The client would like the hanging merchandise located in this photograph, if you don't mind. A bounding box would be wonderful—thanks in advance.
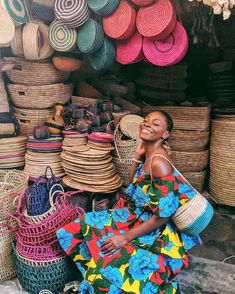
[115,31,143,64]
[54,0,90,28]
[22,21,54,60]
[88,37,116,71]
[45,103,65,135]
[87,0,120,17]
[103,0,136,40]
[143,21,188,66]
[136,0,176,40]
[77,18,104,54]
[10,26,24,57]
[0,0,29,25]
[0,7,15,45]
[32,0,55,23]
[132,0,155,6]
[48,20,78,52]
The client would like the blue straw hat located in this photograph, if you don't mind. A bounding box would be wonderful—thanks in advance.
[1,0,29,24]
[87,0,120,17]
[88,37,115,71]
[77,18,104,54]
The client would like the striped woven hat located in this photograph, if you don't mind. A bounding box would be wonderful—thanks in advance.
[88,37,115,71]
[54,0,90,28]
[48,20,77,52]
[0,0,29,24]
[77,18,104,54]
[87,0,120,17]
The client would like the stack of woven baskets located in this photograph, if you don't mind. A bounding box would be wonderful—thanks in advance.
[143,104,211,192]
[210,114,235,206]
[6,58,73,136]
[0,169,28,283]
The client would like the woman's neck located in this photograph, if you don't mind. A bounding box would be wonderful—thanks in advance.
[144,140,164,158]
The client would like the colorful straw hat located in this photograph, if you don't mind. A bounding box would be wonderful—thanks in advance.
[54,0,90,28]
[132,0,155,6]
[0,8,15,45]
[87,0,120,17]
[0,0,29,24]
[143,21,188,66]
[52,55,82,72]
[48,20,77,52]
[136,0,176,40]
[88,37,115,71]
[115,31,143,64]
[77,18,104,54]
[103,0,136,40]
[32,0,55,23]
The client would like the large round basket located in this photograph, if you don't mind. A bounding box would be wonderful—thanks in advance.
[8,83,73,109]
[169,130,209,152]
[112,155,132,187]
[183,170,207,193]
[210,118,235,206]
[5,58,70,85]
[13,107,53,136]
[171,149,209,172]
[143,104,211,131]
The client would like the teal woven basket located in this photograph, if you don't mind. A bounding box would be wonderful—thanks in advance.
[13,243,80,294]
[88,37,115,71]
[87,0,120,16]
[77,18,104,54]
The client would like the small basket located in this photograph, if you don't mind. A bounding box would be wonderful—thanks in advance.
[113,156,132,187]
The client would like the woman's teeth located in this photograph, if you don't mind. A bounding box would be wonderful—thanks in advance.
[141,129,152,134]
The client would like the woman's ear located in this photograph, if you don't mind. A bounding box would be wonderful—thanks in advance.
[162,131,170,140]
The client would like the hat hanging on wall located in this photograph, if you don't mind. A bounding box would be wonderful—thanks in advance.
[32,0,55,23]
[77,18,104,54]
[54,0,90,28]
[143,21,188,66]
[136,0,176,40]
[0,0,29,25]
[87,0,120,17]
[103,0,136,40]
[48,20,77,52]
[0,8,15,45]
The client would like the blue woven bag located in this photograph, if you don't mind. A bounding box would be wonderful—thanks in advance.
[88,0,120,16]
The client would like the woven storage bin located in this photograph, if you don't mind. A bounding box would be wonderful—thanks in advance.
[183,171,207,193]
[13,108,53,136]
[13,243,78,294]
[169,130,209,152]
[8,83,73,109]
[5,58,70,85]
[171,150,209,172]
[143,104,211,131]
[210,118,235,206]
[113,156,131,187]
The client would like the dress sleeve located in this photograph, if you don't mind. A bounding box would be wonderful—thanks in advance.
[145,174,181,218]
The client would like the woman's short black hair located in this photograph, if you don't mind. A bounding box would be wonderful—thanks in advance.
[158,110,174,132]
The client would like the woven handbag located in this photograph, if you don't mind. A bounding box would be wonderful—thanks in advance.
[150,154,214,236]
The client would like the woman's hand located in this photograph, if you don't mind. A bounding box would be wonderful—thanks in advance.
[100,234,129,255]
[135,139,146,160]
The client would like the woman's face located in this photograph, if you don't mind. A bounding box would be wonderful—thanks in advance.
[139,112,170,142]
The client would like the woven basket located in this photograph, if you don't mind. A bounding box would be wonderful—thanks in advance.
[13,107,53,136]
[171,150,209,172]
[143,105,211,131]
[113,155,131,187]
[10,26,24,57]
[0,242,16,282]
[209,118,235,206]
[8,83,73,109]
[183,171,207,193]
[169,130,209,152]
[5,58,70,85]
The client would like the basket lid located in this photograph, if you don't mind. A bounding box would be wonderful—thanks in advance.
[143,22,188,66]
[103,0,136,40]
[119,114,143,139]
[0,8,15,44]
[136,0,176,40]
[1,0,29,24]
[87,0,120,17]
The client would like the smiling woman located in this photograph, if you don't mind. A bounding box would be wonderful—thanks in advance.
[57,111,202,294]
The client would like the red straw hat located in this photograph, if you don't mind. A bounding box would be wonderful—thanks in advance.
[115,31,143,64]
[132,0,155,7]
[103,0,136,40]
[143,21,188,66]
[136,0,176,40]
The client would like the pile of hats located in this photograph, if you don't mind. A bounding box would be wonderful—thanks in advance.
[208,61,235,108]
[134,62,188,104]
[24,136,64,180]
[0,136,27,169]
[61,132,122,193]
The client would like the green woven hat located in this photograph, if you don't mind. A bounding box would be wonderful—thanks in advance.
[87,0,120,16]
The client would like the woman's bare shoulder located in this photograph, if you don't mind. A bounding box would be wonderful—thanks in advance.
[151,150,173,178]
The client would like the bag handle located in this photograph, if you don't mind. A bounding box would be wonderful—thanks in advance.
[150,154,197,193]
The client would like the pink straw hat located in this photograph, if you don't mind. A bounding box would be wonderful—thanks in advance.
[143,21,188,66]
[115,31,143,64]
[103,0,136,40]
[136,0,176,40]
[132,0,155,7]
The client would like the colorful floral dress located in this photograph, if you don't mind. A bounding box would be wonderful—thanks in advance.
[56,164,202,294]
